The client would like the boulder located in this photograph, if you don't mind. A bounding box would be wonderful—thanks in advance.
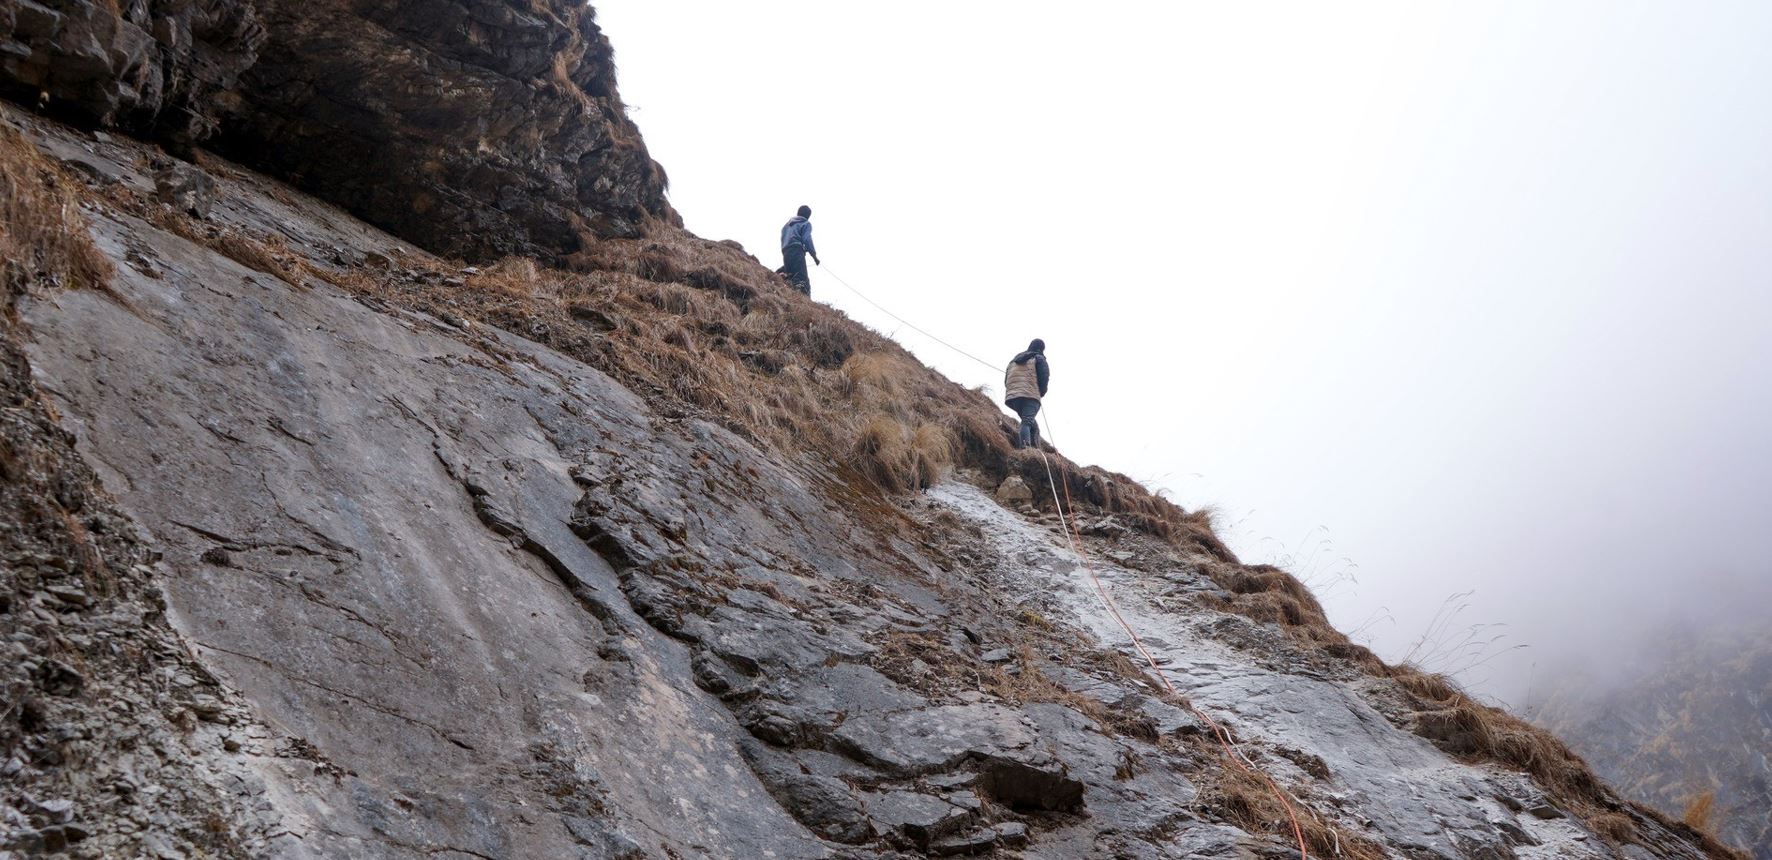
[994,475,1033,507]
[864,791,971,847]
[153,162,216,219]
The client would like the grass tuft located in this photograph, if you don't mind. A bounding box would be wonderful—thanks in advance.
[0,126,114,292]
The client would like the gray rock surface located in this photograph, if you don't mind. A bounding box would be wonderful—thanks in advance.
[924,481,1722,860]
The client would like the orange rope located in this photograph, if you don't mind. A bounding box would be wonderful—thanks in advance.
[1033,429,1311,860]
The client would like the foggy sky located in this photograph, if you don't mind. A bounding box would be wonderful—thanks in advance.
[592,1,1772,703]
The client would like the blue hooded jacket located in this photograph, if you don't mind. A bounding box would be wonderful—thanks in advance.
[781,216,816,255]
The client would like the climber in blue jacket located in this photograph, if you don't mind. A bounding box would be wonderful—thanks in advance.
[779,205,819,296]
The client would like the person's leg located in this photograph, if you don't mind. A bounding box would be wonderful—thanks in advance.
[782,246,809,295]
[1011,398,1039,448]
[1020,400,1042,449]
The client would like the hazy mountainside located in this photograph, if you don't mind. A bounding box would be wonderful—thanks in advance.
[0,1,1747,857]
[1534,625,1772,860]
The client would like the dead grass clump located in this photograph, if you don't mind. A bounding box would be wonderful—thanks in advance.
[839,352,904,399]
[1393,665,1606,803]
[211,231,306,283]
[869,630,981,696]
[984,648,1081,706]
[1237,591,1309,627]
[1683,791,1716,831]
[469,257,550,299]
[580,229,763,306]
[949,406,1017,464]
[0,125,113,291]
[909,423,955,486]
[854,414,913,490]
[1173,520,1238,563]
[1414,703,1496,756]
[1394,669,1459,703]
[775,310,856,369]
[1196,760,1386,860]
[1198,561,1370,660]
[1588,811,1637,846]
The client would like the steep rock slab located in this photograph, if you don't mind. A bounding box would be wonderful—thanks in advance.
[208,0,674,261]
[0,0,263,142]
[22,206,818,856]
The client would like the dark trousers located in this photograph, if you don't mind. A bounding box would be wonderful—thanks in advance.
[1007,397,1041,449]
[782,244,810,295]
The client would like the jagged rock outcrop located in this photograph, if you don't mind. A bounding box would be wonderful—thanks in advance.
[0,0,264,142]
[1,104,1740,859]
[2,0,673,262]
[1535,626,1772,860]
[206,0,675,261]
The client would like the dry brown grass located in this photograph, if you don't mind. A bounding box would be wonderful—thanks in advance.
[1589,811,1637,845]
[868,629,986,697]
[853,415,917,493]
[910,423,956,488]
[852,416,955,494]
[1391,666,1611,808]
[1683,791,1716,831]
[1195,757,1386,860]
[838,352,902,399]
[1195,561,1388,673]
[210,231,306,283]
[0,125,113,292]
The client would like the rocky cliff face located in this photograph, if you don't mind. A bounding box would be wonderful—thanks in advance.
[0,6,1748,858]
[1,0,262,142]
[206,0,674,260]
[1534,626,1772,860]
[2,0,672,261]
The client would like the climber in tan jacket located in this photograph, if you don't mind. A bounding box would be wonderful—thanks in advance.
[1003,339,1049,449]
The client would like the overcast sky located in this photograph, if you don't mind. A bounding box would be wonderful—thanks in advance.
[593,1,1772,703]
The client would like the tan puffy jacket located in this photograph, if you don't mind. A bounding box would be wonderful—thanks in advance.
[1004,358,1042,403]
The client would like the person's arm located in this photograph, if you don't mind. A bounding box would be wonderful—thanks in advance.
[804,223,819,263]
[1036,356,1050,395]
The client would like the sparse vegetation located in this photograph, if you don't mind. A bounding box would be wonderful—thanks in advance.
[0,125,113,292]
[1194,757,1387,860]
[1394,667,1604,797]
